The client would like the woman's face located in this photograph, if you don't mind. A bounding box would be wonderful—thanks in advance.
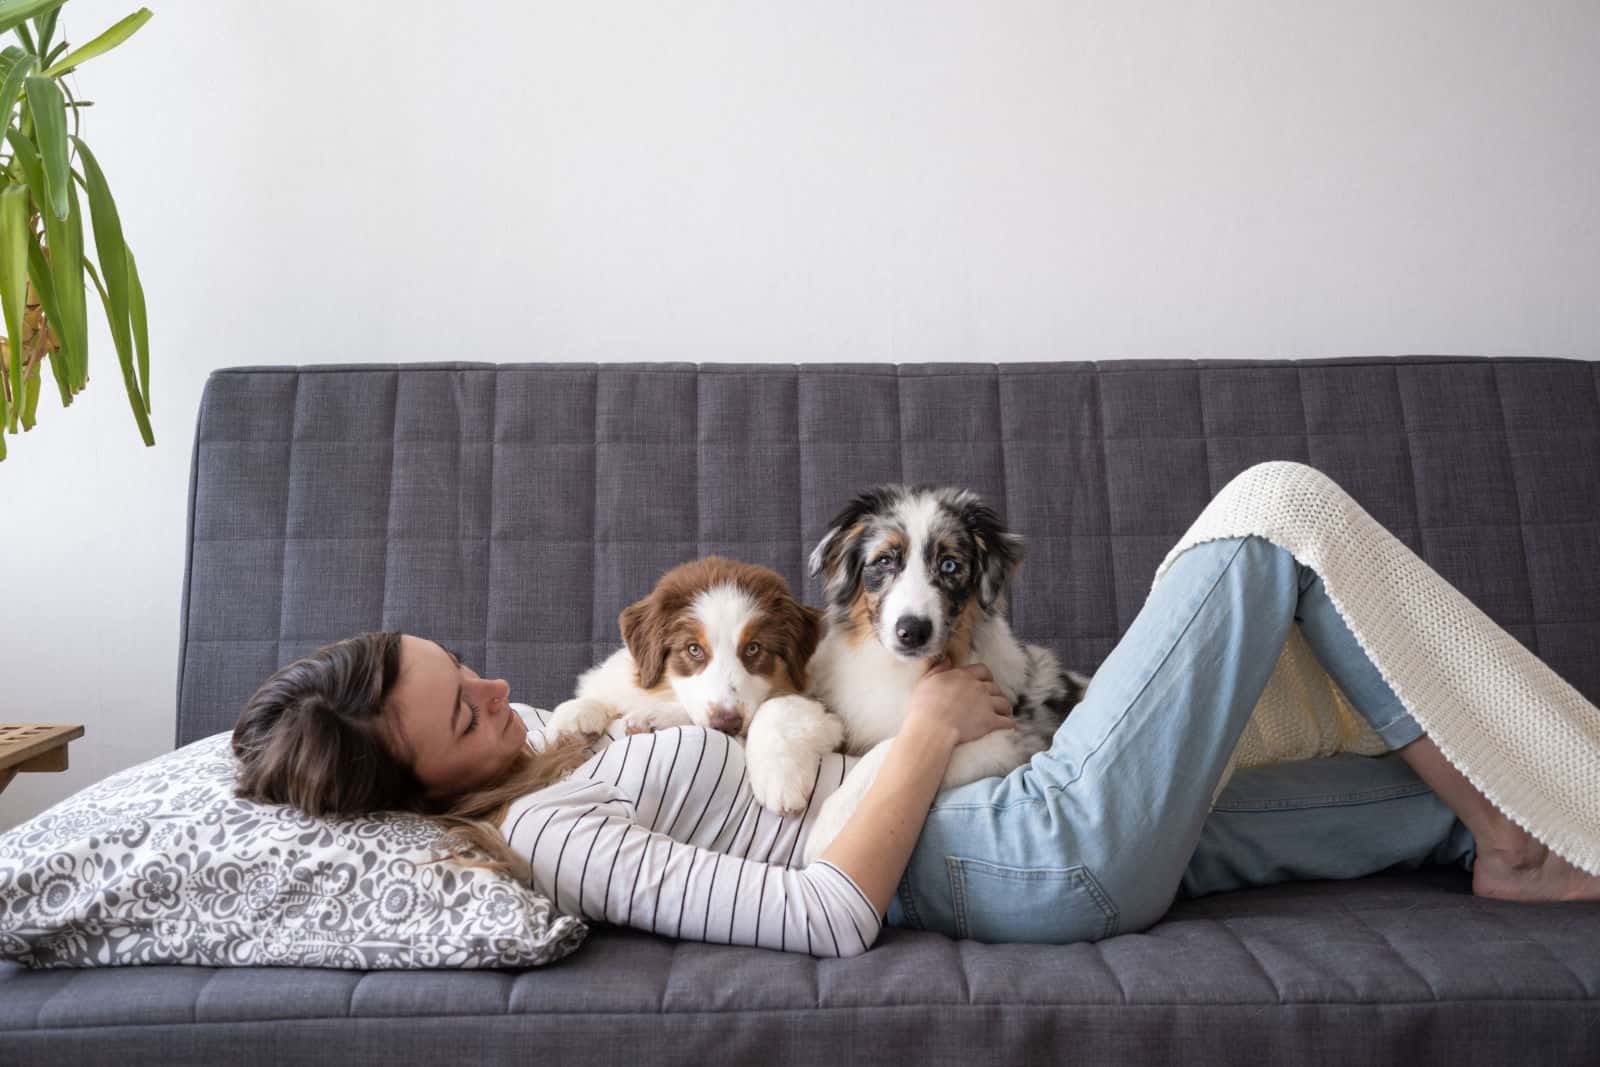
[386,635,529,800]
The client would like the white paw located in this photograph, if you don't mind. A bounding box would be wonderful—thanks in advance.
[801,789,853,866]
[548,697,614,739]
[743,694,840,816]
[622,702,691,735]
[748,750,818,817]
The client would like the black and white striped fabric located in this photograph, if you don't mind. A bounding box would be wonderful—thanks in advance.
[505,705,879,957]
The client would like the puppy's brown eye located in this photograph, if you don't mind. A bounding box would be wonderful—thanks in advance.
[686,643,705,660]
[744,641,761,657]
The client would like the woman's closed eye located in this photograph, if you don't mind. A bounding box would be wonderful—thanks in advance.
[444,646,481,736]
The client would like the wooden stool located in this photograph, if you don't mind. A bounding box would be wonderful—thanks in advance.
[0,724,85,795]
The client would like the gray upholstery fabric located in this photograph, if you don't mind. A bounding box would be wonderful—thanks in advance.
[173,357,1600,744]
[4,356,1597,1065]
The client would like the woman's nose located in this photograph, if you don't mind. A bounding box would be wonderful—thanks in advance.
[475,675,511,707]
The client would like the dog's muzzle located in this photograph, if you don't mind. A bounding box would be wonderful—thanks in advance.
[893,614,934,653]
[707,704,744,735]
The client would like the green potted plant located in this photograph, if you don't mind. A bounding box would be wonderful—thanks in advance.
[0,0,152,461]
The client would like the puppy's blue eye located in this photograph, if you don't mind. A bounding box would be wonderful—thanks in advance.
[875,554,897,568]
[939,558,959,575]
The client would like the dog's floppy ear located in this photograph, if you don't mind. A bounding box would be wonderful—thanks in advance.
[809,487,895,606]
[777,601,825,692]
[960,495,1026,611]
[620,594,672,689]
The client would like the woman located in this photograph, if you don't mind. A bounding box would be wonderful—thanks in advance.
[233,519,1599,957]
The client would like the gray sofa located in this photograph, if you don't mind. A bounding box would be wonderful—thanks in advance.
[3,356,1598,1064]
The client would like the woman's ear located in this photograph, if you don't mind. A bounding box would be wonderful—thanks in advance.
[961,497,1026,610]
[619,595,670,689]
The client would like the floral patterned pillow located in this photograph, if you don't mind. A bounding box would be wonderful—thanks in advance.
[0,723,587,969]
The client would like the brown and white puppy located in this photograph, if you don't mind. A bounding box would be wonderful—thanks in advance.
[798,485,1090,862]
[547,556,844,813]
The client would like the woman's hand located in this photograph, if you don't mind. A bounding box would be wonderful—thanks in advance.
[811,658,1015,920]
[904,659,1015,745]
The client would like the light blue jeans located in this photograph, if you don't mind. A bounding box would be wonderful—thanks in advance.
[887,535,1477,943]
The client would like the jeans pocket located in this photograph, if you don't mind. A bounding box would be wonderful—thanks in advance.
[946,857,1119,943]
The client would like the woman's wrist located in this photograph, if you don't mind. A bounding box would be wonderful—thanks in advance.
[898,706,962,755]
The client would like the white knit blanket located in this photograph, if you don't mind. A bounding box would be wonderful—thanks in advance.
[1154,462,1600,876]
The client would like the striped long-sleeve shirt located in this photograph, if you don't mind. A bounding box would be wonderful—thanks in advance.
[500,704,880,958]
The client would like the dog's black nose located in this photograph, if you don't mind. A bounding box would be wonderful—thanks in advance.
[894,615,932,650]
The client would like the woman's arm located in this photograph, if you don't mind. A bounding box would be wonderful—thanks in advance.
[504,667,1010,957]
[503,772,883,957]
[816,663,1014,916]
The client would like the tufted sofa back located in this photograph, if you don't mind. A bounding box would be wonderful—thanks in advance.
[177,357,1600,745]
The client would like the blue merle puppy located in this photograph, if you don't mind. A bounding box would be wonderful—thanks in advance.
[800,484,1090,862]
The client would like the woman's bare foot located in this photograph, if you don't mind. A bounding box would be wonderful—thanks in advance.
[1395,735,1600,902]
[1471,828,1600,903]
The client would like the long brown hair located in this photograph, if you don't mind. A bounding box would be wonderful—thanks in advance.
[231,631,591,884]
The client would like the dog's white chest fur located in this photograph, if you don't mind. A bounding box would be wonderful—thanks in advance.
[808,630,928,753]
[809,614,1030,753]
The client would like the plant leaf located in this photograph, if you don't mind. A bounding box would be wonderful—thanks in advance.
[82,249,151,445]
[20,349,38,427]
[41,8,153,78]
[32,3,56,57]
[27,224,69,406]
[75,137,151,444]
[24,74,66,218]
[42,341,65,403]
[0,1,61,42]
[8,124,80,386]
[0,43,22,84]
[0,48,35,129]
[127,244,147,412]
[4,120,40,193]
[60,165,84,387]
[0,182,28,433]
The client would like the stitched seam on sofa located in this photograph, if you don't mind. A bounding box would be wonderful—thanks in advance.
[183,518,1600,541]
[589,370,602,655]
[1214,918,1287,1003]
[1089,938,1130,1004]
[209,356,1592,379]
[190,970,227,1024]
[1469,899,1593,997]
[482,369,500,666]
[895,363,906,486]
[1336,898,1439,1000]
[1194,364,1215,516]
[993,367,1010,549]
[187,428,1598,445]
[16,995,1600,1031]
[1392,365,1426,555]
[1093,369,1121,628]
[378,369,398,639]
[1296,364,1312,467]
[693,368,702,562]
[175,376,209,746]
[272,371,303,673]
[1491,363,1542,655]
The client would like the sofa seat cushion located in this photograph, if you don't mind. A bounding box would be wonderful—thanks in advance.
[4,871,1596,1065]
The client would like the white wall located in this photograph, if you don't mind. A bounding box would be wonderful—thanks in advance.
[2,0,1597,827]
